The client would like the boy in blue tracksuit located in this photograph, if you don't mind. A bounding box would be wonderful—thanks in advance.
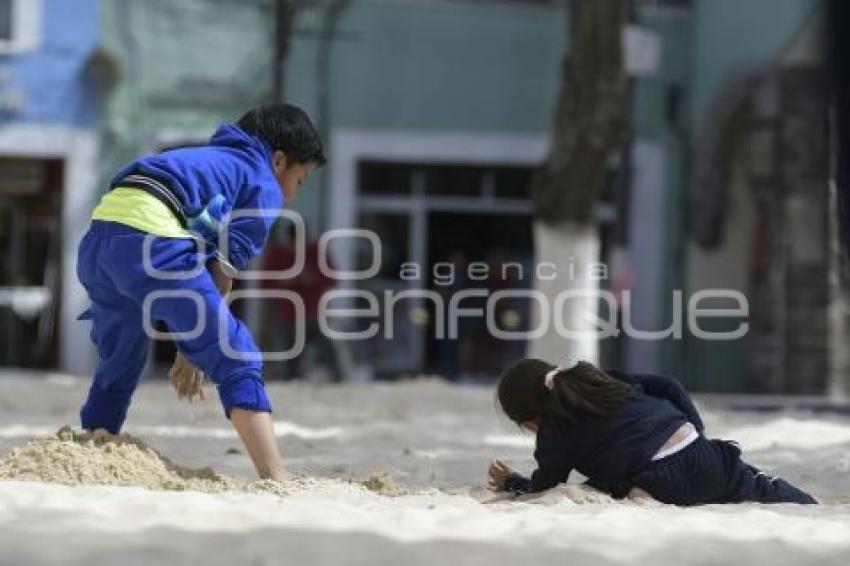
[76,104,324,479]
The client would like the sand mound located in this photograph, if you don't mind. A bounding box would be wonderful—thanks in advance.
[0,427,620,505]
[520,483,620,505]
[471,483,623,505]
[0,426,243,492]
[0,426,414,498]
[360,472,410,496]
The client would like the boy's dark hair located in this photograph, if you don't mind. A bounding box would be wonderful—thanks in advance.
[237,104,326,167]
[497,359,630,428]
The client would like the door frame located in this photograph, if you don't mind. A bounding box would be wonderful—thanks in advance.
[329,130,547,373]
[0,123,98,374]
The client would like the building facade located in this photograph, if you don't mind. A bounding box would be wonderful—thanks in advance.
[2,0,833,394]
[0,0,99,374]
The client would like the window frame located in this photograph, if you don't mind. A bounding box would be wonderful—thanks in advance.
[0,0,42,55]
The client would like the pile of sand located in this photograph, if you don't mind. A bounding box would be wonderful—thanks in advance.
[521,483,620,505]
[360,471,411,496]
[0,426,243,493]
[0,427,621,505]
[470,483,619,505]
[0,426,414,498]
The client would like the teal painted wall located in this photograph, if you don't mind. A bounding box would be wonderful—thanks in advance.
[634,0,819,390]
[97,0,275,199]
[93,0,820,389]
[683,0,819,391]
[285,0,566,133]
[97,0,567,226]
[691,0,817,128]
[283,0,566,227]
[100,0,274,132]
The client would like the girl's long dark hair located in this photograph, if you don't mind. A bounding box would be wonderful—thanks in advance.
[497,359,630,427]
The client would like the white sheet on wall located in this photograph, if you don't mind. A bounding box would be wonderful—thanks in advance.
[623,25,662,77]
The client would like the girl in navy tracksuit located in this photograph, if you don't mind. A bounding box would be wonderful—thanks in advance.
[488,359,817,505]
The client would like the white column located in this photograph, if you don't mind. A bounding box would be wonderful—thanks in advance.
[625,140,667,372]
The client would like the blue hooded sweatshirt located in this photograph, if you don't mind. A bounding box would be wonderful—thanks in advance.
[110,124,284,271]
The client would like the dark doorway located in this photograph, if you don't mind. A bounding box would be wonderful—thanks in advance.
[426,211,533,380]
[0,158,63,368]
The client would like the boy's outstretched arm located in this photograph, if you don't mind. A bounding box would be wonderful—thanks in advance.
[209,258,286,480]
[208,258,286,479]
[231,408,284,480]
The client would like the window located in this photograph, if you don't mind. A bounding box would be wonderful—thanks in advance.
[492,166,533,199]
[356,212,410,277]
[422,164,484,197]
[358,162,412,196]
[0,0,12,42]
[358,160,535,200]
[0,158,45,196]
[637,0,692,10]
[0,0,41,54]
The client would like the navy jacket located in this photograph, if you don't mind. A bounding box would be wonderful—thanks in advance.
[504,370,705,498]
[111,124,283,271]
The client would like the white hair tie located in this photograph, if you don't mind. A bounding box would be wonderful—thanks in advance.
[543,368,560,390]
[543,358,580,390]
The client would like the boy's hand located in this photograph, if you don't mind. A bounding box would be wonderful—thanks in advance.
[488,459,513,492]
[209,258,234,296]
[168,260,230,402]
[169,352,205,401]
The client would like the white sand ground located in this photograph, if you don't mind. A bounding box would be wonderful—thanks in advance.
[1,372,850,565]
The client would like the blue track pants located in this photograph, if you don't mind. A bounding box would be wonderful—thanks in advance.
[76,220,270,433]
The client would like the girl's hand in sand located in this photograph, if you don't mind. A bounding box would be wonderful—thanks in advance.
[488,459,513,491]
[169,352,205,402]
[626,487,657,503]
